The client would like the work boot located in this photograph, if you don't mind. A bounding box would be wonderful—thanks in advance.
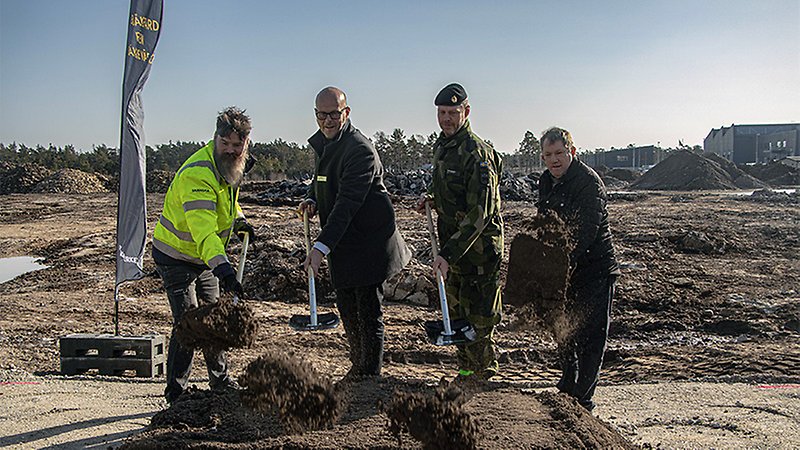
[211,377,239,392]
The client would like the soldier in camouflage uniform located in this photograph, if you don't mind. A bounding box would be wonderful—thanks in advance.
[416,83,504,379]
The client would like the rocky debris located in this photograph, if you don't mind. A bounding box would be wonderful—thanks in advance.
[0,162,53,194]
[630,150,743,190]
[383,261,436,306]
[666,230,729,255]
[742,160,800,186]
[30,168,110,194]
[240,179,311,206]
[385,170,432,197]
[175,299,259,352]
[500,172,539,201]
[239,351,342,432]
[383,384,479,450]
[240,171,541,205]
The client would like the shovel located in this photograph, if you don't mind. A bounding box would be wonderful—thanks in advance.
[423,202,476,346]
[289,210,340,331]
[233,231,249,304]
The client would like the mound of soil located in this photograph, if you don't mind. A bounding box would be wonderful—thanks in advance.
[703,153,768,189]
[0,162,53,194]
[239,351,342,432]
[175,300,259,351]
[245,239,335,303]
[742,160,800,186]
[605,167,640,183]
[31,168,110,194]
[504,211,575,342]
[383,384,479,449]
[147,170,175,193]
[630,150,739,190]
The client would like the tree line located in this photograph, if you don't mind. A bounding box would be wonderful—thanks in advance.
[0,129,545,179]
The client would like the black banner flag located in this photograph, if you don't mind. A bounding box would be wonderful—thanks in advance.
[115,0,163,295]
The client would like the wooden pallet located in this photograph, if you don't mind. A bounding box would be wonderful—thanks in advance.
[59,333,166,377]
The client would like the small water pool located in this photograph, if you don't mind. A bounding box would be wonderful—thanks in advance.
[0,256,48,284]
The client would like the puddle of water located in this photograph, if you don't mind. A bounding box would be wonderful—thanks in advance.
[0,256,48,284]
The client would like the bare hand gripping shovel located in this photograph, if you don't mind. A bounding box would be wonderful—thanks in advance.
[289,210,340,331]
[423,202,476,346]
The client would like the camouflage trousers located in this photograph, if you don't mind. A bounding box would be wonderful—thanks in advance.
[445,270,502,376]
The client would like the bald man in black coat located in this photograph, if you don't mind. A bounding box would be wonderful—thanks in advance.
[300,86,411,379]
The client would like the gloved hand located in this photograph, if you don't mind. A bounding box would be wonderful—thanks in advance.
[212,262,244,298]
[233,218,256,243]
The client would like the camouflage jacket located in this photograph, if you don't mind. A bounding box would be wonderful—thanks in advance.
[430,121,504,275]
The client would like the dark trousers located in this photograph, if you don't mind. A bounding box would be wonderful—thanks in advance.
[336,283,385,376]
[557,275,616,410]
[156,263,230,402]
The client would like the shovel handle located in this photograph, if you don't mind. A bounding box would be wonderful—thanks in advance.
[232,231,249,305]
[425,202,454,336]
[424,202,439,259]
[303,210,319,326]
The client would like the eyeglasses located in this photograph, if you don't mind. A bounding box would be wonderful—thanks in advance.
[315,108,346,120]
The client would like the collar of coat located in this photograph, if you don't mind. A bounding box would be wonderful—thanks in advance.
[436,120,472,149]
[308,119,353,154]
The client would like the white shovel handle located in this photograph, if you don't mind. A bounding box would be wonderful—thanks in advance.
[426,203,454,336]
[304,210,319,326]
[233,231,249,305]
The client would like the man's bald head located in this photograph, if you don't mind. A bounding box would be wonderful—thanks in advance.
[314,86,351,140]
[315,86,347,108]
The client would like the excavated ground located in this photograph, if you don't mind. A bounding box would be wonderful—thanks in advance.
[0,191,799,449]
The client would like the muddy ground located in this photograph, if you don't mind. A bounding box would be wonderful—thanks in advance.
[0,191,799,449]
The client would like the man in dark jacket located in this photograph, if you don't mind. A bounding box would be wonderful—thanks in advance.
[299,86,411,379]
[537,126,619,411]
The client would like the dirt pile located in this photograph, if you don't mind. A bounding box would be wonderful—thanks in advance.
[240,179,311,206]
[0,162,53,194]
[175,299,259,351]
[630,150,744,190]
[504,211,575,341]
[704,153,768,189]
[30,168,111,194]
[239,351,342,432]
[742,160,800,186]
[383,384,479,449]
[245,239,335,303]
[147,170,175,193]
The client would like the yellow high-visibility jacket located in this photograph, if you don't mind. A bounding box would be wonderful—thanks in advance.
[152,141,242,270]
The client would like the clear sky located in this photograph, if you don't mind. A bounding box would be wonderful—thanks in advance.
[1,0,798,154]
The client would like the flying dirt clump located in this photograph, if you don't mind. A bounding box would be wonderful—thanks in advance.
[504,210,576,343]
[383,384,479,450]
[175,299,259,352]
[238,351,343,433]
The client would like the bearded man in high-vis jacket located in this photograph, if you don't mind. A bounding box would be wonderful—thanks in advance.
[152,106,256,404]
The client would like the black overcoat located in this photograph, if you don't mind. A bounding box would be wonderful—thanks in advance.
[308,120,411,289]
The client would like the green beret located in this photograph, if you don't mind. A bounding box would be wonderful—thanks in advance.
[434,83,467,106]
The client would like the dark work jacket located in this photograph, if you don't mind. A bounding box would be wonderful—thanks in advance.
[537,159,619,287]
[307,120,411,289]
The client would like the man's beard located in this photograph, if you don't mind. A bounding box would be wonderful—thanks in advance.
[216,150,248,186]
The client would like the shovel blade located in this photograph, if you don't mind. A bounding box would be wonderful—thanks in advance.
[289,312,340,332]
[424,318,476,346]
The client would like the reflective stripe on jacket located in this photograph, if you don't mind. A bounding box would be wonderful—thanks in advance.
[152,141,242,269]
